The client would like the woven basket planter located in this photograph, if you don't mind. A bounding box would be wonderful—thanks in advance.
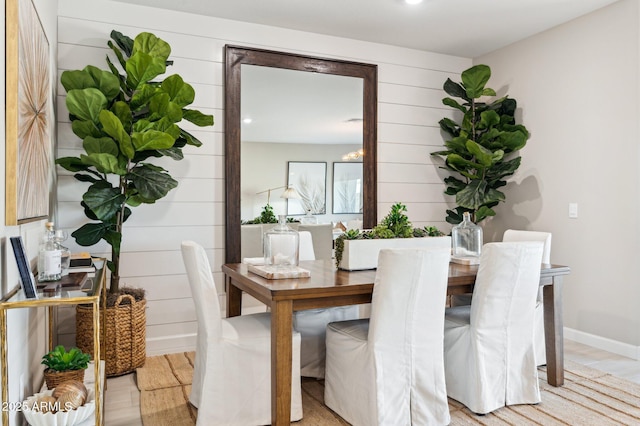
[76,294,146,377]
[43,368,86,389]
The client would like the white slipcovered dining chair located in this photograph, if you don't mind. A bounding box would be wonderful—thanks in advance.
[443,241,544,415]
[294,231,359,378]
[450,229,552,366]
[324,247,452,426]
[181,241,303,425]
[503,229,551,366]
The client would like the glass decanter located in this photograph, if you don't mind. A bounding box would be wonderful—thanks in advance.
[452,212,482,259]
[264,215,300,270]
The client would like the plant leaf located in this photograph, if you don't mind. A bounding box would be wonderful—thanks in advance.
[80,153,127,175]
[475,205,496,222]
[83,136,119,156]
[56,156,88,172]
[456,179,505,210]
[132,130,175,151]
[66,88,108,124]
[110,30,133,57]
[99,110,134,159]
[132,32,171,62]
[83,184,124,221]
[478,110,500,130]
[438,117,459,137]
[111,101,132,132]
[446,153,484,175]
[465,140,494,167]
[152,118,181,139]
[107,40,128,70]
[461,64,491,99]
[178,128,202,147]
[104,229,122,257]
[182,109,214,126]
[72,222,110,246]
[148,92,183,123]
[158,146,184,160]
[126,51,166,89]
[161,74,195,107]
[71,120,103,139]
[498,130,528,152]
[443,78,468,101]
[61,66,120,100]
[129,164,178,201]
[442,97,467,113]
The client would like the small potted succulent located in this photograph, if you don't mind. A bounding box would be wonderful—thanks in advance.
[41,345,91,389]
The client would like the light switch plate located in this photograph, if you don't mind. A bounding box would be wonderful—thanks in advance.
[569,203,578,219]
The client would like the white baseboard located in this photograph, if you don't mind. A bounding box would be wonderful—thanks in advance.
[564,327,640,360]
[144,306,269,357]
[146,334,196,356]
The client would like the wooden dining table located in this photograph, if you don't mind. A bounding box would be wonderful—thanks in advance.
[223,259,571,426]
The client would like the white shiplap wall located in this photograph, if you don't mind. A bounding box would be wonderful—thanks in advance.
[56,0,471,354]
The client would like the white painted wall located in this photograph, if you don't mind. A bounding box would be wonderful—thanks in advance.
[0,0,58,422]
[55,0,469,355]
[477,0,640,352]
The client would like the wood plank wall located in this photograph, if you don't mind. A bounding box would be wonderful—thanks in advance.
[55,0,471,355]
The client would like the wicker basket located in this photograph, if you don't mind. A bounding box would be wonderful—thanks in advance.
[76,294,146,377]
[43,368,86,389]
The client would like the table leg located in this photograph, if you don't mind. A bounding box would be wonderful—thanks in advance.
[226,276,242,317]
[543,276,564,386]
[93,299,102,425]
[271,300,293,426]
[1,308,8,426]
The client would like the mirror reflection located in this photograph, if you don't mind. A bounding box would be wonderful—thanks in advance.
[241,65,364,222]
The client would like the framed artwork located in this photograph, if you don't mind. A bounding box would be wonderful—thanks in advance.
[333,162,363,214]
[287,162,327,215]
[5,0,53,225]
[10,237,38,299]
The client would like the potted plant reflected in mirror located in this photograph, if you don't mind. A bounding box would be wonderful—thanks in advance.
[335,203,450,270]
[41,345,90,390]
[55,30,214,376]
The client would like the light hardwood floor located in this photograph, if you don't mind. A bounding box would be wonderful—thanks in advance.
[103,339,640,425]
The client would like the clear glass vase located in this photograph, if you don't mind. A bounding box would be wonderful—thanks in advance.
[452,211,483,259]
[264,215,300,270]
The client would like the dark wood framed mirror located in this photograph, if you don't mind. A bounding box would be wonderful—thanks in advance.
[225,45,377,263]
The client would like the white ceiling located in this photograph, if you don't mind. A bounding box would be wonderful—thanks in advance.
[114,0,619,57]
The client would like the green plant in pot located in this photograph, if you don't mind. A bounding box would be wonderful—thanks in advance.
[431,64,530,225]
[334,203,444,267]
[56,30,213,375]
[41,345,91,389]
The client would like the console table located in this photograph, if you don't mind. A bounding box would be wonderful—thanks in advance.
[0,263,106,426]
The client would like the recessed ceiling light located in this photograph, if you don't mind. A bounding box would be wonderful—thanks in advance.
[405,0,423,4]
[243,117,252,124]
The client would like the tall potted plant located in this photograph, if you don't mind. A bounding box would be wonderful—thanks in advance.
[56,30,213,375]
[431,64,529,224]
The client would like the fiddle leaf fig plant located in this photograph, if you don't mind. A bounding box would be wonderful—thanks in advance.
[431,64,529,224]
[56,30,214,295]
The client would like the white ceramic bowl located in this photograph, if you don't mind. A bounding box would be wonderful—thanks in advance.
[22,388,95,426]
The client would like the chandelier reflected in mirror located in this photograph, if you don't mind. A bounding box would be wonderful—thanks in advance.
[342,148,364,161]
